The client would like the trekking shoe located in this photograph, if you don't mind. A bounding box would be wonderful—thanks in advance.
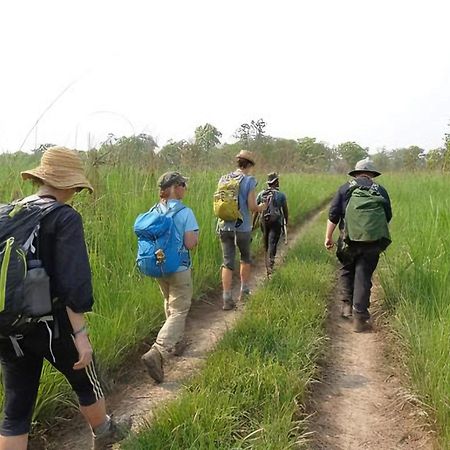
[341,303,353,319]
[92,417,131,450]
[353,317,372,333]
[222,298,236,311]
[141,347,164,383]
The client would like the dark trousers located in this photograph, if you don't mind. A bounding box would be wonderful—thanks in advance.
[337,242,381,320]
[261,221,282,273]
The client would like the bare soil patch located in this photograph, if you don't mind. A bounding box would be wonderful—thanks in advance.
[307,285,436,450]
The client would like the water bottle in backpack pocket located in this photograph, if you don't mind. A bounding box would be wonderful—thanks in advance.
[22,259,53,317]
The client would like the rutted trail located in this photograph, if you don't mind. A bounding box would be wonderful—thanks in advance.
[33,209,324,450]
[308,286,435,450]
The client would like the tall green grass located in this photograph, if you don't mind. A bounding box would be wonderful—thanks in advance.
[0,155,340,423]
[122,214,335,450]
[378,173,450,446]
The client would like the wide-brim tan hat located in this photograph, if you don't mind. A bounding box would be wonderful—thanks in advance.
[21,146,94,193]
[235,149,255,165]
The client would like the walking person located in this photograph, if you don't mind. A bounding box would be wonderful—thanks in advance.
[214,150,267,311]
[256,172,289,277]
[140,172,199,383]
[324,159,392,332]
[0,147,129,450]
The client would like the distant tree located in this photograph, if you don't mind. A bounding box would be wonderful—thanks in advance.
[337,141,368,169]
[371,149,392,172]
[194,123,222,153]
[297,137,334,172]
[426,148,445,171]
[391,146,425,171]
[158,139,192,167]
[234,118,267,148]
[443,126,450,172]
[96,133,158,167]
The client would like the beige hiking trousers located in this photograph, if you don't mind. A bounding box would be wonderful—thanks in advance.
[153,269,193,358]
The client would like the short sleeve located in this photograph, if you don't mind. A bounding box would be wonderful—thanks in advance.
[183,208,199,232]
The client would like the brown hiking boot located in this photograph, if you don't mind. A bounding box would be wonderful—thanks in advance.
[222,298,236,310]
[353,317,372,333]
[92,417,131,450]
[141,347,164,382]
[341,303,353,319]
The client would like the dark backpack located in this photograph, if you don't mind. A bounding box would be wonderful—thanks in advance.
[262,189,283,224]
[0,196,62,340]
[134,203,188,277]
[344,181,391,250]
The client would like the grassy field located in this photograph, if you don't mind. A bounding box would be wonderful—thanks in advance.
[377,173,450,446]
[122,213,335,449]
[0,153,340,423]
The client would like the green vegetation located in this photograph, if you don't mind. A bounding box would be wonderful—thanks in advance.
[123,214,334,449]
[0,153,339,423]
[378,173,450,446]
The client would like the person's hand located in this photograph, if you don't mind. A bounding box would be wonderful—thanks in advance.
[73,333,93,370]
[259,198,269,212]
[324,237,334,250]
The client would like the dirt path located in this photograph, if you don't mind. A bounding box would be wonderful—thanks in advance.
[308,285,436,450]
[32,211,320,450]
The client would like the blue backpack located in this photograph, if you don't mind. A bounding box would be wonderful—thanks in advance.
[134,203,188,277]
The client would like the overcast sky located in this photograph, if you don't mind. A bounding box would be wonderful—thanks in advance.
[1,0,449,153]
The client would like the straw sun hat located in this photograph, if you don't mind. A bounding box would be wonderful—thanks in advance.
[235,149,256,165]
[21,146,94,193]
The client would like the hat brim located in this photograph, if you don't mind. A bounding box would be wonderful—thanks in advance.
[267,178,279,184]
[21,169,94,193]
[235,156,255,165]
[348,169,381,178]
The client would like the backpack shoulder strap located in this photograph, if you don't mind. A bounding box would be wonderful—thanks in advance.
[166,203,186,218]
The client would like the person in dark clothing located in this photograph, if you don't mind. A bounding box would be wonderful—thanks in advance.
[0,147,129,450]
[324,159,392,332]
[256,173,289,277]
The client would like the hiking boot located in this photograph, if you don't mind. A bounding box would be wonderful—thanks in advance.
[341,303,353,319]
[92,417,131,450]
[353,317,372,333]
[222,298,236,311]
[141,347,164,383]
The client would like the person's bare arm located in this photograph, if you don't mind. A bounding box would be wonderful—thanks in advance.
[324,219,337,249]
[66,307,93,370]
[248,190,267,213]
[184,231,198,250]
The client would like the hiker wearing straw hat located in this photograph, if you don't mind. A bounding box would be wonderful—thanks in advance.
[214,150,268,311]
[0,147,129,450]
[256,172,289,277]
[324,158,392,333]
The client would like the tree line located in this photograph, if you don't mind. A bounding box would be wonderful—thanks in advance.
[7,119,450,174]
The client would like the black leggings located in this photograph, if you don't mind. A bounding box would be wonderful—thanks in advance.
[0,321,104,436]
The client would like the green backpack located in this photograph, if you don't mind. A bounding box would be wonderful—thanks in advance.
[344,181,391,250]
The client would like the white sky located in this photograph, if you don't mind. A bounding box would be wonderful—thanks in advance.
[1,0,449,153]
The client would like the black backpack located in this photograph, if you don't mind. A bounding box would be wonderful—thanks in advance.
[262,189,283,224]
[0,196,62,340]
